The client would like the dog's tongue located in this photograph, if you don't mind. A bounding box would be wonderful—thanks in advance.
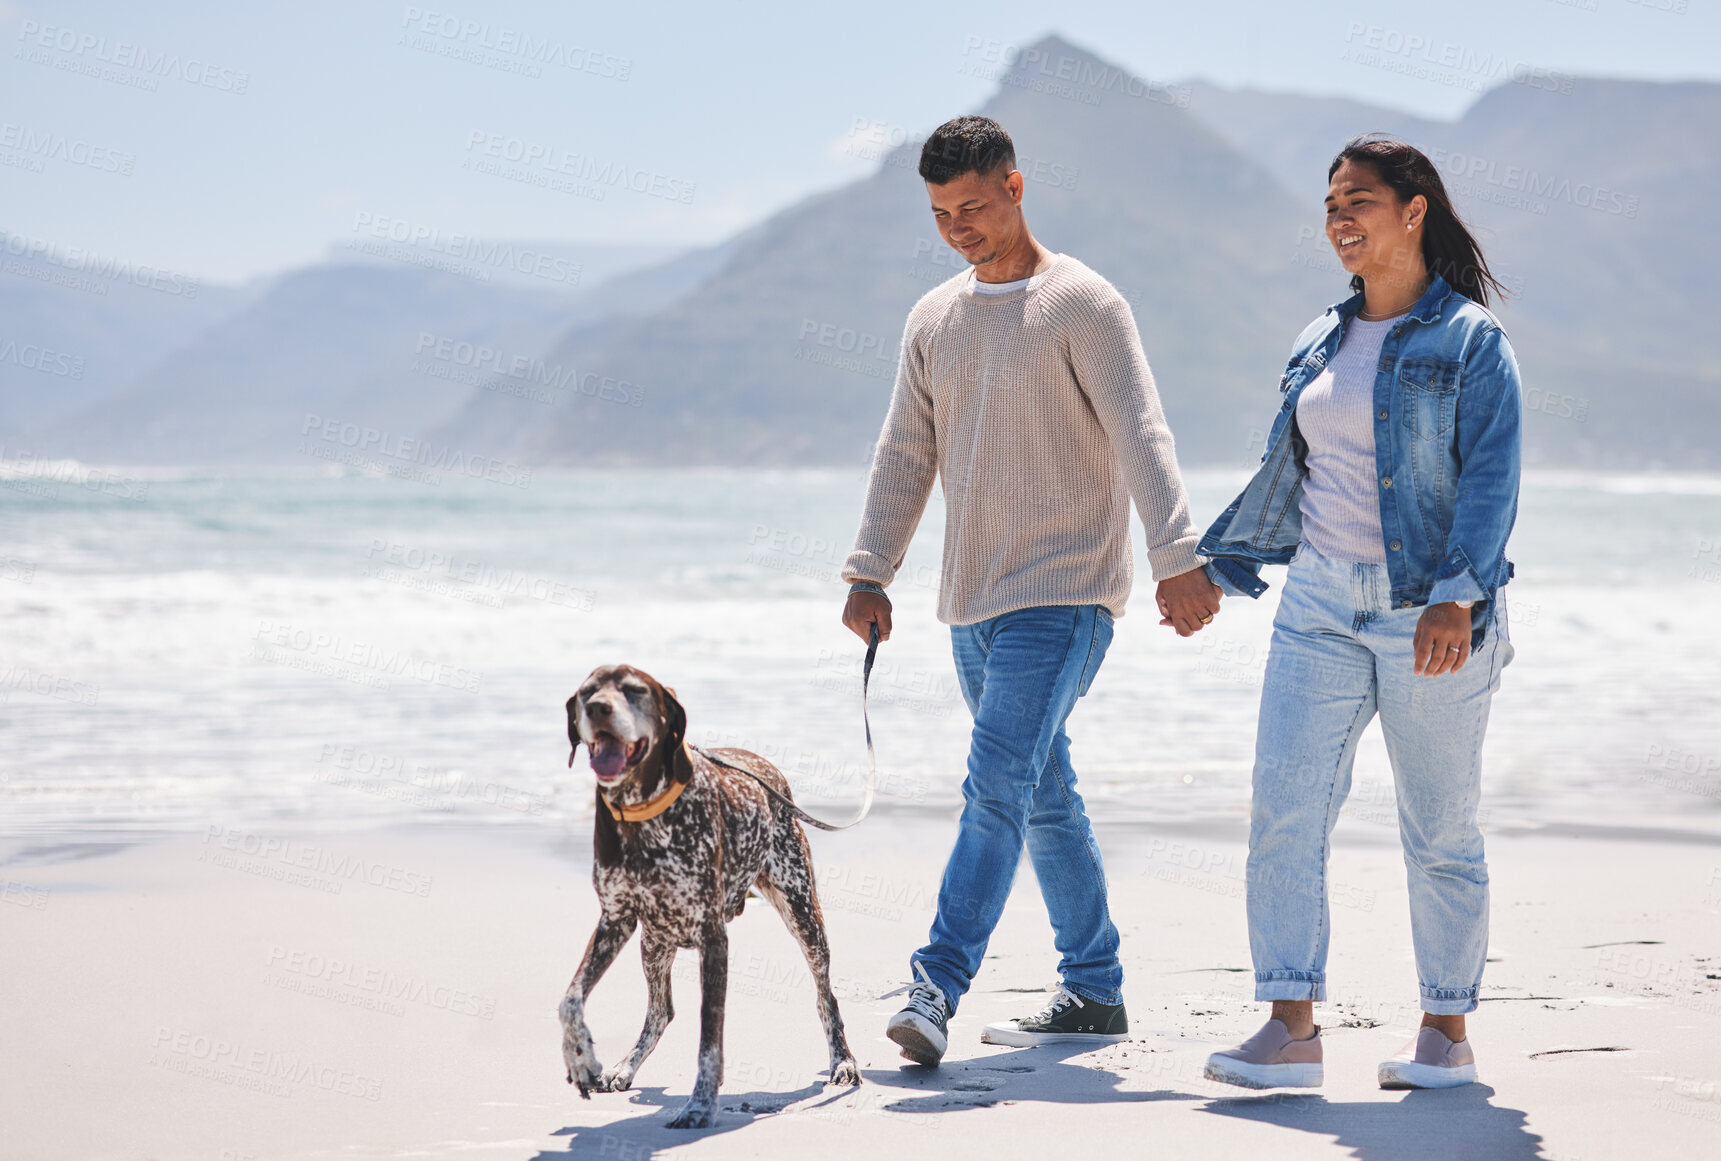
[589,735,627,778]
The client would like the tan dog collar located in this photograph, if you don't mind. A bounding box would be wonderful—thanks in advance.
[601,774,688,823]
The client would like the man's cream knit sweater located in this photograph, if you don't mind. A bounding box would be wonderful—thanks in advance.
[842,253,1204,625]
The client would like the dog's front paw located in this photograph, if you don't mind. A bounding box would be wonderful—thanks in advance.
[558,998,605,1096]
[664,1095,716,1129]
[828,1057,861,1086]
[561,1031,603,1097]
[597,1064,635,1093]
[566,1055,604,1098]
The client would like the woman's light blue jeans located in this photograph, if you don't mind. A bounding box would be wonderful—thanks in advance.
[912,603,1122,1013]
[1248,543,1513,1015]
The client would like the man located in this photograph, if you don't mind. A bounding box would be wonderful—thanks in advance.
[840,115,1221,1067]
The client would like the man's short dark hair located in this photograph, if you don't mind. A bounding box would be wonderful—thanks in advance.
[918,116,1016,184]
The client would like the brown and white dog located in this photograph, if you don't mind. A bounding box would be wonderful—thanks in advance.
[558,664,860,1129]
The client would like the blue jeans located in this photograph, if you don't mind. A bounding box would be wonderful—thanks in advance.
[913,603,1122,1012]
[1248,543,1513,1015]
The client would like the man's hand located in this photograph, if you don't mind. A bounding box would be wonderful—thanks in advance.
[1156,567,1222,637]
[1413,602,1472,676]
[842,590,893,644]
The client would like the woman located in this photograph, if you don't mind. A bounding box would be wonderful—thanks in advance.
[1196,136,1521,1090]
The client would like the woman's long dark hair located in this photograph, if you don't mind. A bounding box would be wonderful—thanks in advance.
[1329,135,1507,308]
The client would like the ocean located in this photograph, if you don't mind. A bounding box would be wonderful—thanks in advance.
[3,462,1719,840]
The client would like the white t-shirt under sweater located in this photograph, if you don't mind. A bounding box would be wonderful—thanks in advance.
[1295,315,1395,564]
[969,270,1048,295]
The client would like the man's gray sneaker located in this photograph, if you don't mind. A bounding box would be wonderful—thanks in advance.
[980,985,1128,1047]
[1378,1026,1477,1089]
[885,963,950,1066]
[1204,1018,1324,1088]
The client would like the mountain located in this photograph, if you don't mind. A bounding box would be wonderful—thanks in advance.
[0,252,265,444]
[325,238,688,294]
[1184,82,1443,203]
[1185,77,1721,468]
[446,35,1335,468]
[41,243,712,464]
[49,263,577,463]
[23,38,1721,470]
[423,240,738,452]
[455,40,1721,471]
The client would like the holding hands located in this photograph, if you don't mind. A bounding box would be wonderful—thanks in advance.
[1157,567,1223,637]
[1154,565,1473,678]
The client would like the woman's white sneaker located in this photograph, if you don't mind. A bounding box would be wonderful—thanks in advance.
[1204,1019,1324,1089]
[1378,1026,1477,1089]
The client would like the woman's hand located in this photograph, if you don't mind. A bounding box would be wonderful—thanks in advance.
[1413,602,1472,676]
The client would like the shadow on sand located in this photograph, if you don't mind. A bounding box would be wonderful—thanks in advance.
[1200,1084,1545,1160]
[537,1049,1543,1159]
[535,1044,1205,1157]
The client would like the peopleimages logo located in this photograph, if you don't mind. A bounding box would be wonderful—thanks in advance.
[264,945,497,1019]
[1340,23,1574,95]
[1427,148,1640,218]
[253,619,485,694]
[348,212,583,286]
[0,122,136,175]
[298,413,532,489]
[151,1027,381,1101]
[463,131,697,204]
[0,229,199,297]
[0,664,99,706]
[201,825,436,897]
[959,36,1191,108]
[362,537,598,612]
[0,339,85,379]
[398,7,632,80]
[0,447,149,500]
[16,19,251,94]
[412,334,645,406]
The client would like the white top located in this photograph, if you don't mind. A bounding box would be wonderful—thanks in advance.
[970,269,1050,295]
[1295,315,1395,564]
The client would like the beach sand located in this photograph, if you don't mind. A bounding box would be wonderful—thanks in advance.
[4,811,1718,1161]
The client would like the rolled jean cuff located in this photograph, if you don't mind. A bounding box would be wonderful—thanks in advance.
[1420,985,1480,1015]
[1254,971,1325,1002]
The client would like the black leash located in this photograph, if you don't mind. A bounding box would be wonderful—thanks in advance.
[693,621,879,832]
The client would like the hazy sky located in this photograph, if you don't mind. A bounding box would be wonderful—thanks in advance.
[4,0,1715,284]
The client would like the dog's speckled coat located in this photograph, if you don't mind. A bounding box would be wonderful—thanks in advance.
[558,664,860,1129]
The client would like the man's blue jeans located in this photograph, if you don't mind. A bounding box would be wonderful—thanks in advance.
[913,603,1123,1012]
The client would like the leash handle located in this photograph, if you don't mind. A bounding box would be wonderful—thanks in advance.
[855,618,879,816]
[864,619,879,738]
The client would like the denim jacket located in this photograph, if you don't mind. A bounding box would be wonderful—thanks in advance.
[1197,274,1521,646]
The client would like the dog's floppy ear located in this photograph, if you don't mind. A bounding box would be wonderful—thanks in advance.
[660,685,693,785]
[566,694,582,768]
